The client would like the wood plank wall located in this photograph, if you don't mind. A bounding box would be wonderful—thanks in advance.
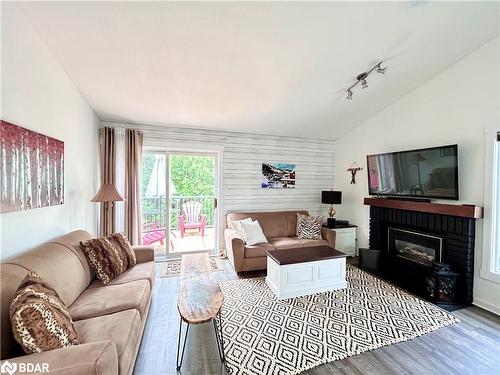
[102,121,335,247]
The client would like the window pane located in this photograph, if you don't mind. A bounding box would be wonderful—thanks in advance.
[141,152,167,259]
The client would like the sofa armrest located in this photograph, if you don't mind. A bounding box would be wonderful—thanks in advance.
[224,229,245,272]
[1,341,118,375]
[321,227,336,248]
[133,245,154,263]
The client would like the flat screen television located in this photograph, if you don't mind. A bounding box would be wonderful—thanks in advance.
[367,145,458,200]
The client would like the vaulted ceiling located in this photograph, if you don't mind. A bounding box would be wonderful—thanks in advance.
[17,1,499,139]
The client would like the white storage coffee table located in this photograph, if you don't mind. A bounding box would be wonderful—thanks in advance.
[265,246,348,299]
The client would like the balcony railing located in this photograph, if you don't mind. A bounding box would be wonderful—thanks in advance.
[142,195,215,231]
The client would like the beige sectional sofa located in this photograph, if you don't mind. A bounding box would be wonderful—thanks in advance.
[0,230,155,375]
[225,210,336,272]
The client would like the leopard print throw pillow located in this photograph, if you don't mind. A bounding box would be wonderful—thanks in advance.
[10,271,79,354]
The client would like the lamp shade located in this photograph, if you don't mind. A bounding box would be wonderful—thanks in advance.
[322,191,342,204]
[91,183,124,203]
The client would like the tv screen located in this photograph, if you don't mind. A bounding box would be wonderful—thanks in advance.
[367,145,458,200]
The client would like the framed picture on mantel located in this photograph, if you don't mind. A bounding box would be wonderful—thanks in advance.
[1,120,64,213]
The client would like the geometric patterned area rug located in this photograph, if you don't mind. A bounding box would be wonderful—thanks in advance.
[219,265,459,375]
[157,256,224,278]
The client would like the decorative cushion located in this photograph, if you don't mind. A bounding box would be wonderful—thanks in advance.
[244,243,276,258]
[268,236,303,249]
[108,232,137,268]
[240,220,268,245]
[228,217,253,236]
[296,213,323,240]
[80,237,128,284]
[10,272,79,354]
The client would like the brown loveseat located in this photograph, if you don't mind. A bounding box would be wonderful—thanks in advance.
[0,230,155,375]
[225,210,335,272]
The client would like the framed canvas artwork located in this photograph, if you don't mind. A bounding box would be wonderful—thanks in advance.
[261,163,295,189]
[1,120,64,213]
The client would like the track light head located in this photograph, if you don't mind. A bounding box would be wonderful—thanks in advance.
[361,79,368,89]
[346,90,353,100]
[376,64,387,74]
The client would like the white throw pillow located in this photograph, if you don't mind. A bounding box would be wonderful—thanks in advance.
[240,220,268,245]
[229,218,253,236]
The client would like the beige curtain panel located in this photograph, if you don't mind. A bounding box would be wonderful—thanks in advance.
[99,127,116,236]
[125,129,144,245]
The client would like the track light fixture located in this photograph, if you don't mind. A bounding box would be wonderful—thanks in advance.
[345,61,387,100]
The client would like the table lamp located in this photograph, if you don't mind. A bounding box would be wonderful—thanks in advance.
[321,190,342,228]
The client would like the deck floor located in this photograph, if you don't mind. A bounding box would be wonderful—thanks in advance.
[152,227,216,260]
[170,227,215,253]
[134,259,500,375]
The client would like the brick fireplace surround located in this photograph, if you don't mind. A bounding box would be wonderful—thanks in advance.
[364,198,483,307]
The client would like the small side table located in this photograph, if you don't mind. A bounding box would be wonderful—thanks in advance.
[323,224,357,256]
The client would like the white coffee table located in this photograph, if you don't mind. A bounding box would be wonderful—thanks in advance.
[265,246,347,299]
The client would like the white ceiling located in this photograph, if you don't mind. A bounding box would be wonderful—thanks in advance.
[17,1,499,139]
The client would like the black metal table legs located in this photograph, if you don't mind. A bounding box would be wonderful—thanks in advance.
[176,313,225,371]
[176,318,190,370]
[213,314,226,363]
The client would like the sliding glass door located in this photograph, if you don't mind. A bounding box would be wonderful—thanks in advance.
[141,150,218,260]
[167,152,217,255]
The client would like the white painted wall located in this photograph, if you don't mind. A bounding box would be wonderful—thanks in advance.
[102,121,335,250]
[335,37,500,314]
[0,3,99,258]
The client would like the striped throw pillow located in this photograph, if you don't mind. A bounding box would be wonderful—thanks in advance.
[80,237,129,284]
[296,214,323,240]
[108,232,137,268]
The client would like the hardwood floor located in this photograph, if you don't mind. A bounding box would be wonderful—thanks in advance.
[134,259,500,375]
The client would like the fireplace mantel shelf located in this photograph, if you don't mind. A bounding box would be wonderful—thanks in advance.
[364,197,483,219]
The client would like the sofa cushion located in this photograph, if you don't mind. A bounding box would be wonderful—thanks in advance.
[227,211,309,238]
[74,309,141,375]
[2,231,94,309]
[69,280,150,321]
[46,230,96,286]
[80,237,129,284]
[94,261,155,288]
[1,264,29,359]
[268,237,303,249]
[244,243,276,258]
[301,238,329,247]
[10,272,79,354]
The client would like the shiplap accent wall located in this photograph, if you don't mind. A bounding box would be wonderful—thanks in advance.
[102,121,335,230]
